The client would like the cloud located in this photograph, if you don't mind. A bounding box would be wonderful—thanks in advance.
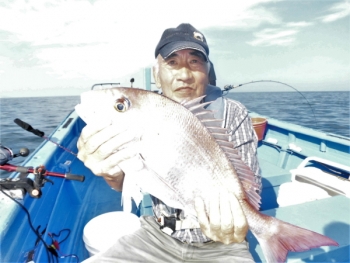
[0,0,280,45]
[286,21,314,28]
[319,1,350,23]
[248,1,349,47]
[247,19,314,47]
[247,28,299,46]
[0,0,280,88]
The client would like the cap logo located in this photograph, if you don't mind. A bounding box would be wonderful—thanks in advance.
[193,32,204,42]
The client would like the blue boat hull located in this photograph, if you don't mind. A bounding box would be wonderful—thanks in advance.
[1,109,349,262]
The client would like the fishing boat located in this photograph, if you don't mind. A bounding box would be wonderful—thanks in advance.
[0,82,349,263]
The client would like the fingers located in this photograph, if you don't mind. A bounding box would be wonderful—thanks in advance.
[94,129,137,159]
[207,191,234,243]
[81,141,139,177]
[78,122,128,155]
[77,121,112,162]
[195,191,248,244]
[79,119,112,145]
[207,191,221,240]
[219,192,235,243]
[195,197,210,234]
[229,192,248,243]
[77,121,139,177]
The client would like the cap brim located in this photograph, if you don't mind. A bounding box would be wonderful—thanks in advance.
[159,41,208,61]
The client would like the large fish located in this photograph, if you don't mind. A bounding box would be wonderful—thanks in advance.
[75,87,338,263]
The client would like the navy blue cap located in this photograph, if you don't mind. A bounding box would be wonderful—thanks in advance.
[155,23,209,61]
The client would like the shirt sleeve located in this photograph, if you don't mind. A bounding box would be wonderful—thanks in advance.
[223,98,262,193]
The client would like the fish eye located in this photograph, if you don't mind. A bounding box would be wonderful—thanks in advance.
[116,103,125,111]
[114,97,130,112]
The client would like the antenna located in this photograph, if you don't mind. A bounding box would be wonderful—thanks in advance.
[130,78,135,88]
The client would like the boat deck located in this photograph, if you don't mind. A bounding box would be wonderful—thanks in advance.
[1,111,349,262]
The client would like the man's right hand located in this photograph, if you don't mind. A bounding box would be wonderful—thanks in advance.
[76,121,139,191]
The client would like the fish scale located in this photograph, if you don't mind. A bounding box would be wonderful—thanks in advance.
[75,87,338,263]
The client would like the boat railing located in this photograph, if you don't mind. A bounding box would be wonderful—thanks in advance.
[91,83,121,90]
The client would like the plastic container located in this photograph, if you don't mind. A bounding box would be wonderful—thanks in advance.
[251,117,267,141]
[83,211,141,257]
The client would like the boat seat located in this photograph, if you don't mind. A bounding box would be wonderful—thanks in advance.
[277,157,350,207]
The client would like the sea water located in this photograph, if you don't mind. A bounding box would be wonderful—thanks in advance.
[0,91,349,177]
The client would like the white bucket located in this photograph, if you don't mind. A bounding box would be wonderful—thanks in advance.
[83,211,141,257]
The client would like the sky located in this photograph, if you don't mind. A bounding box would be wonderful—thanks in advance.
[0,0,349,97]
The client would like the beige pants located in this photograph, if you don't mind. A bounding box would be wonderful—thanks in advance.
[82,216,254,263]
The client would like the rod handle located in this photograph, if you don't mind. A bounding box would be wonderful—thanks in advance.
[65,173,85,182]
[14,118,45,137]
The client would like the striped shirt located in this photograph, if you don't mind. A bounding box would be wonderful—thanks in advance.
[151,97,261,243]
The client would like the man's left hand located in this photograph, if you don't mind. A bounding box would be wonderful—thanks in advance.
[194,191,248,244]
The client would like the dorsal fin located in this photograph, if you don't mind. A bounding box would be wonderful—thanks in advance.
[194,110,213,117]
[207,127,227,133]
[211,133,230,141]
[181,96,261,210]
[194,110,215,121]
[216,140,234,148]
[181,95,206,108]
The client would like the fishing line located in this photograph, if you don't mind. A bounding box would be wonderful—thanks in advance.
[13,118,77,157]
[222,80,317,122]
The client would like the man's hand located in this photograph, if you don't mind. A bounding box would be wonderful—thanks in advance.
[195,191,248,244]
[77,121,139,191]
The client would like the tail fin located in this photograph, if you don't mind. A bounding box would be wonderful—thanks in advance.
[254,217,338,263]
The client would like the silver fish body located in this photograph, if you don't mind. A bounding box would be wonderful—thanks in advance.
[76,87,338,263]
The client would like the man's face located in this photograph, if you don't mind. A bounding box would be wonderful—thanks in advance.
[155,49,209,103]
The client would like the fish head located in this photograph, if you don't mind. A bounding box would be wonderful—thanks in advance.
[75,87,147,124]
[77,87,170,127]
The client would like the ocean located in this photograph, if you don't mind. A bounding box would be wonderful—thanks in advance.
[226,90,350,137]
[0,91,349,177]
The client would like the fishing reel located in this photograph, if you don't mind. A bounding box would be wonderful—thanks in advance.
[0,144,84,198]
[0,144,29,165]
[0,166,53,198]
[0,144,49,198]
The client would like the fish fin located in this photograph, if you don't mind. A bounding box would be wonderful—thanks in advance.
[188,102,212,112]
[216,139,234,148]
[254,216,339,263]
[183,97,261,209]
[207,127,227,133]
[134,157,186,210]
[221,146,261,210]
[181,96,215,116]
[181,97,223,129]
[194,110,216,120]
[210,133,230,141]
[181,95,207,108]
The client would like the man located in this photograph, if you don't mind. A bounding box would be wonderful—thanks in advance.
[78,23,260,262]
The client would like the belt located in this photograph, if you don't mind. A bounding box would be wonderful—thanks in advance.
[156,215,200,235]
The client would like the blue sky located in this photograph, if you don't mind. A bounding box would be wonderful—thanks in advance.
[0,0,349,97]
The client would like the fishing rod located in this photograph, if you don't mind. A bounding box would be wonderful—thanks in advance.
[222,80,317,121]
[0,163,85,182]
[0,144,83,262]
[0,144,84,198]
[14,118,77,157]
